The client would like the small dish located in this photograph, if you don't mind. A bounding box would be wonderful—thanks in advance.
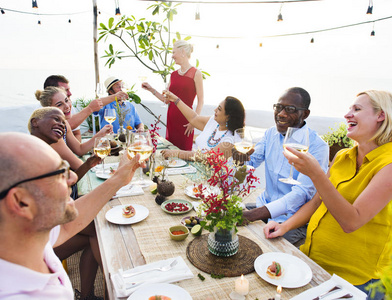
[168,225,189,241]
[181,216,202,228]
[161,199,193,215]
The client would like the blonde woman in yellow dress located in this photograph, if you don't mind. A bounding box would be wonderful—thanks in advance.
[264,90,392,299]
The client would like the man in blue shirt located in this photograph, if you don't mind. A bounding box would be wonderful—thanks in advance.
[96,77,144,133]
[239,87,329,245]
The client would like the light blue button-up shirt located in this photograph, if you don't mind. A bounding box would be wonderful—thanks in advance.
[248,123,329,223]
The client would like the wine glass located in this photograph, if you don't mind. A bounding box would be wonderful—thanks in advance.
[279,127,309,185]
[96,82,105,99]
[94,137,110,173]
[127,129,154,187]
[104,108,116,125]
[234,128,254,154]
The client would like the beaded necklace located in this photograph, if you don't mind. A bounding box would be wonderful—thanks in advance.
[207,124,228,148]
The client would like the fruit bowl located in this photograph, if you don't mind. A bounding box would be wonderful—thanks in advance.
[168,225,189,241]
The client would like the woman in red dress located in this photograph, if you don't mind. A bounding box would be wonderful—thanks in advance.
[142,40,204,150]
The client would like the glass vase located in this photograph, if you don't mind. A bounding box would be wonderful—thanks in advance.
[207,226,239,257]
[117,125,127,146]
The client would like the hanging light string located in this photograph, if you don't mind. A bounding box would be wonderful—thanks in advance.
[0,7,89,16]
[174,15,392,39]
[137,0,322,3]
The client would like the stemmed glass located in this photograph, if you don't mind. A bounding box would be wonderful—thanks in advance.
[279,127,309,185]
[94,137,110,174]
[234,128,254,154]
[127,129,154,187]
[96,82,105,99]
[104,108,116,125]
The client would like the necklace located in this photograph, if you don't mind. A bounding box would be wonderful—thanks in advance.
[207,124,228,148]
[178,65,192,76]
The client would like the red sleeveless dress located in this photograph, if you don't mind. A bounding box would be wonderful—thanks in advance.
[166,67,197,150]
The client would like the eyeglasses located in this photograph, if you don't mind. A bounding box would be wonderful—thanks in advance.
[273,104,307,114]
[0,160,70,199]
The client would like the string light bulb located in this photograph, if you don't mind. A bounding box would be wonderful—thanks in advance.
[1,8,5,14]
[32,0,38,9]
[68,19,71,23]
[114,0,121,16]
[366,0,373,14]
[38,20,41,25]
[310,37,314,43]
[277,4,283,22]
[371,22,375,36]
[195,4,200,20]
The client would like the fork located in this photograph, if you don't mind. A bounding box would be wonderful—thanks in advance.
[123,259,178,278]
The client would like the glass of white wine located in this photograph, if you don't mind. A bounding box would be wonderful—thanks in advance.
[234,128,254,154]
[94,137,111,174]
[104,108,116,125]
[127,129,154,187]
[279,127,309,185]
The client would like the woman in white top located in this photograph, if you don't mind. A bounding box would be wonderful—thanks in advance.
[161,92,245,160]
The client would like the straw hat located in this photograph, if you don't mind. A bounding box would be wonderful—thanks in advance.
[104,76,121,92]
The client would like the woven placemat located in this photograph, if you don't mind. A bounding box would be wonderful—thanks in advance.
[186,234,263,277]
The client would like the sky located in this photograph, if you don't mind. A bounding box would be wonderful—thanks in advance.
[0,0,392,118]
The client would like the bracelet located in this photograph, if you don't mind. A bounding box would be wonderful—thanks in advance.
[153,90,157,96]
[174,98,180,106]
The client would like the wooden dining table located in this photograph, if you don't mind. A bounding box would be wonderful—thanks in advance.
[78,139,332,300]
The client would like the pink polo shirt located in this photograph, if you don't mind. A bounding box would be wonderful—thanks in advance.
[0,226,74,299]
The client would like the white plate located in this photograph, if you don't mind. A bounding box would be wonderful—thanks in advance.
[105,204,149,225]
[165,158,187,168]
[127,283,192,300]
[254,252,312,288]
[185,185,220,199]
[95,163,119,180]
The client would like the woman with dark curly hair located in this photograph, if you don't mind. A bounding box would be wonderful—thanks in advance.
[161,93,245,160]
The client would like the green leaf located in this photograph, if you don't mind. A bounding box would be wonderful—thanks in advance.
[99,23,108,30]
[148,50,153,60]
[184,36,191,41]
[108,17,114,29]
[109,44,114,54]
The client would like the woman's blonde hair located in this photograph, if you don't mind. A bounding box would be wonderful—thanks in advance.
[35,86,64,107]
[173,40,193,58]
[357,90,392,146]
[28,107,64,133]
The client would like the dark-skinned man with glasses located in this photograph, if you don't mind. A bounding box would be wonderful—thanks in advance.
[233,87,329,246]
[0,132,142,299]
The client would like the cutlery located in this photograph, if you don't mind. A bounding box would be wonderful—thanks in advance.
[123,259,178,278]
[312,285,342,300]
[329,294,353,300]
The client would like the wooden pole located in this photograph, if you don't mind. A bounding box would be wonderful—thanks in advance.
[93,0,99,96]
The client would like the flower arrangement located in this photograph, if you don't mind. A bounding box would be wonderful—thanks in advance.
[196,149,259,233]
[149,117,161,154]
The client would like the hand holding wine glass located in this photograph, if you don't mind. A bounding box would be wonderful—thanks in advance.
[94,137,110,173]
[279,127,309,185]
[234,128,254,154]
[96,83,105,99]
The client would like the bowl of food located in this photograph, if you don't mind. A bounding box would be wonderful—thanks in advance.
[168,225,189,241]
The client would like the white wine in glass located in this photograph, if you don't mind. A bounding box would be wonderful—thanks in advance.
[127,129,154,187]
[94,137,110,173]
[279,127,309,185]
[104,108,116,125]
[96,82,105,99]
[234,128,254,154]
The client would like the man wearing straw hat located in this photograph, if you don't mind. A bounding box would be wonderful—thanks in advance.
[94,76,144,134]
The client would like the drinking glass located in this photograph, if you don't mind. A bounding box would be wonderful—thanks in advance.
[279,127,309,185]
[94,137,110,173]
[104,108,116,125]
[127,129,154,187]
[96,82,105,99]
[234,128,254,154]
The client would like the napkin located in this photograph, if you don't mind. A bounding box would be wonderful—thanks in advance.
[111,256,194,298]
[165,165,197,175]
[290,274,367,300]
[112,184,144,199]
[91,163,119,173]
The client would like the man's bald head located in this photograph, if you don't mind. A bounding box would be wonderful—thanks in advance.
[0,133,61,193]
